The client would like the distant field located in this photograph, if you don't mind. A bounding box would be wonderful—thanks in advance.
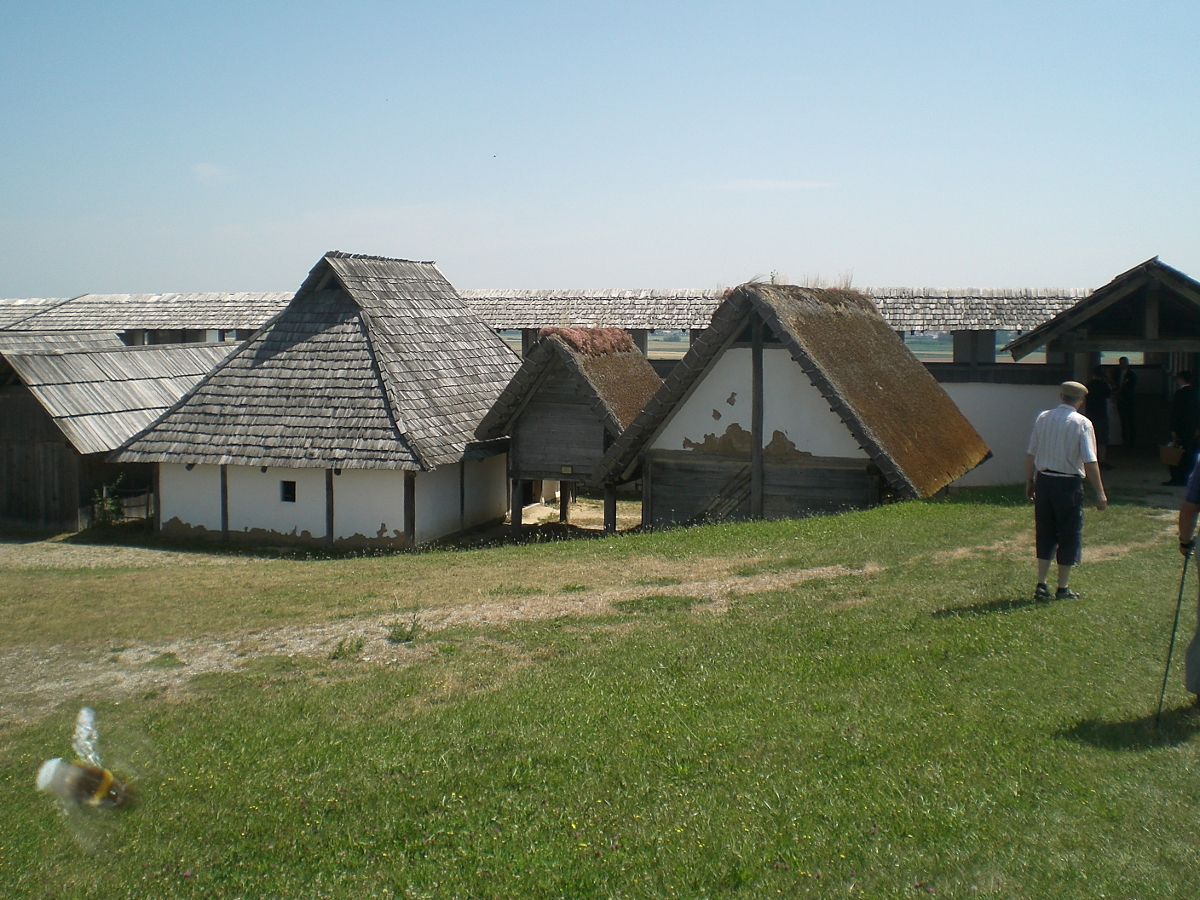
[3,485,1198,897]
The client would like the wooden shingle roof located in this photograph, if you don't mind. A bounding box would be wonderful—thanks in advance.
[476,327,663,442]
[461,287,1087,332]
[0,331,124,353]
[0,298,71,329]
[4,292,293,332]
[599,283,990,498]
[114,252,520,471]
[5,344,233,455]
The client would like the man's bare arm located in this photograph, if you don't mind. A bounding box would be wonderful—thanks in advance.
[1083,461,1108,511]
[1180,500,1200,555]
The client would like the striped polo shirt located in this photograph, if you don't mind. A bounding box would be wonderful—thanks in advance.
[1027,404,1097,477]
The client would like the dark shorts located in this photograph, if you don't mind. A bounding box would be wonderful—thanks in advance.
[1035,472,1084,566]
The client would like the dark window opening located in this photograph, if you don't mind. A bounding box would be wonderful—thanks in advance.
[281,481,297,502]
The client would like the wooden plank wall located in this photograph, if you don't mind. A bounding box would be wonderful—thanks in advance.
[646,450,880,528]
[510,361,606,480]
[0,386,82,528]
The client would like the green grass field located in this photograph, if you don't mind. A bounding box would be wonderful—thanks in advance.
[3,485,1199,897]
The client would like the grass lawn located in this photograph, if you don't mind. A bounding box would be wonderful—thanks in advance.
[3,485,1199,897]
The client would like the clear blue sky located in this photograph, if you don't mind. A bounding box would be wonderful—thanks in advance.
[1,1,1196,296]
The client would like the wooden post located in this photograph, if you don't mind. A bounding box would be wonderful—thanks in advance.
[751,317,764,519]
[630,329,649,356]
[1146,281,1160,340]
[404,472,416,547]
[511,479,524,537]
[521,329,538,356]
[559,481,571,524]
[325,468,334,547]
[641,457,652,532]
[220,465,229,541]
[603,484,617,534]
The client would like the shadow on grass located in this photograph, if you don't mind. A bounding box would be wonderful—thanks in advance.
[931,595,1066,618]
[1059,704,1200,750]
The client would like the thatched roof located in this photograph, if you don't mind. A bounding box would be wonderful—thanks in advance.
[598,283,990,499]
[476,327,663,442]
[4,292,292,332]
[114,252,519,471]
[461,287,1086,332]
[4,344,232,455]
[1003,257,1200,360]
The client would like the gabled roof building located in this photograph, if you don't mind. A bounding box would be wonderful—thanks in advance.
[0,342,233,529]
[476,327,663,532]
[597,283,990,528]
[114,252,520,547]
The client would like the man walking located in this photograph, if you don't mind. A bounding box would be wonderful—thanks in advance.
[1025,381,1108,600]
[1166,371,1200,486]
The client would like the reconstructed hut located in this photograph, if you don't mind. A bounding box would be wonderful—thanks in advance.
[598,283,991,529]
[475,327,663,532]
[113,252,520,548]
[0,342,232,529]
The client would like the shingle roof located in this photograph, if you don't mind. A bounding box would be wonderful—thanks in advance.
[869,288,1087,332]
[0,298,72,329]
[5,344,233,455]
[114,252,520,471]
[598,283,991,498]
[476,327,663,442]
[1004,257,1200,360]
[0,331,124,353]
[4,292,293,332]
[461,287,1087,332]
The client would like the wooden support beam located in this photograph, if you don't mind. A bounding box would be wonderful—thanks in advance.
[325,468,334,547]
[559,481,571,524]
[1145,281,1160,340]
[404,472,416,547]
[603,484,617,534]
[750,317,764,519]
[220,464,229,541]
[641,459,652,532]
[1068,339,1200,353]
[459,461,466,532]
[629,329,649,356]
[521,329,538,356]
[511,479,524,537]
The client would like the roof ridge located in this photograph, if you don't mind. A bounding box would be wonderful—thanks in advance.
[324,250,437,265]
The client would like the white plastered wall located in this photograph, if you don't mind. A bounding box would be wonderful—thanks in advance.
[652,347,866,458]
[944,383,1062,486]
[227,465,326,539]
[464,454,508,528]
[332,468,406,542]
[414,464,460,544]
[159,463,221,531]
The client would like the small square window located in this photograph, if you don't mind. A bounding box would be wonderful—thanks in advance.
[280,481,297,503]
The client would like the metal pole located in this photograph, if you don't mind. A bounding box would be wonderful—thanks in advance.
[1156,552,1191,728]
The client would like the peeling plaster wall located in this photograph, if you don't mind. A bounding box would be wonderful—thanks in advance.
[228,466,325,538]
[464,453,508,528]
[333,469,406,542]
[160,463,221,532]
[652,347,866,458]
[944,383,1061,486]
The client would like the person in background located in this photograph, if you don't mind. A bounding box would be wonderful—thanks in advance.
[1085,365,1112,469]
[1115,356,1138,450]
[1175,454,1200,706]
[1166,371,1200,487]
[1025,381,1108,600]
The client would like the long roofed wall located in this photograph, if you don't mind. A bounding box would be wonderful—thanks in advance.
[461,287,1088,333]
[3,292,293,332]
